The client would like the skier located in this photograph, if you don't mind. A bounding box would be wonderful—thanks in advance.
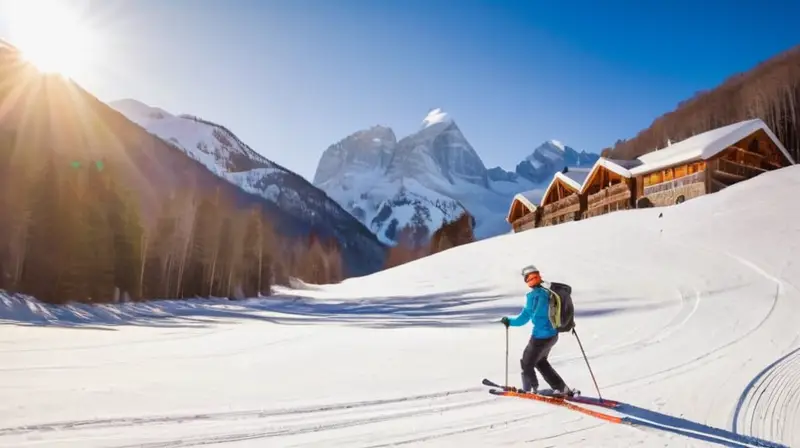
[501,264,574,396]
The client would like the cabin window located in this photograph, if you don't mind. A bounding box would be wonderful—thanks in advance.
[664,168,673,181]
[643,176,650,187]
[674,165,687,179]
[649,172,662,185]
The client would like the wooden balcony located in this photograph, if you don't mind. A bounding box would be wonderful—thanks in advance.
[710,157,766,181]
[542,193,580,215]
[512,211,537,232]
[541,193,581,225]
[587,182,630,206]
[643,171,704,196]
[584,182,631,218]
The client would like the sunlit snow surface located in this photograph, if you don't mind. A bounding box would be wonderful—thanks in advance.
[1,167,799,447]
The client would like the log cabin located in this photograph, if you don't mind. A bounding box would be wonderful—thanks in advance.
[579,158,643,219]
[538,168,590,227]
[505,118,794,233]
[506,190,540,233]
[629,118,795,207]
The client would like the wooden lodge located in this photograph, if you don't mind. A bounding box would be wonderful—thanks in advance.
[629,119,794,207]
[579,158,643,219]
[506,190,539,232]
[507,118,795,233]
[538,169,590,227]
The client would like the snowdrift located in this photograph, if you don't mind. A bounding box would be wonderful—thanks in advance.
[1,166,799,447]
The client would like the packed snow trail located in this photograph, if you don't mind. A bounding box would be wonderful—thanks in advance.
[1,166,800,447]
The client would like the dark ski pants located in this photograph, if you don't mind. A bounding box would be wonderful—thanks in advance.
[520,334,566,391]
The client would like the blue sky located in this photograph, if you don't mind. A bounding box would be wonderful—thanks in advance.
[1,0,798,180]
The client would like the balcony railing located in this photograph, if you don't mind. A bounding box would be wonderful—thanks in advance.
[587,182,630,208]
[513,212,536,227]
[542,193,580,215]
[643,171,704,196]
[711,157,766,179]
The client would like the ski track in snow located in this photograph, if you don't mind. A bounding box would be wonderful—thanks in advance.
[2,167,800,447]
[0,387,482,437]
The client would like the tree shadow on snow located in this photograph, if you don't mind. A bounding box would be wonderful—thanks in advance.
[0,288,668,331]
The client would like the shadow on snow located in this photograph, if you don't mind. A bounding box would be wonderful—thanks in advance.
[570,395,787,448]
[618,401,788,448]
[0,288,664,330]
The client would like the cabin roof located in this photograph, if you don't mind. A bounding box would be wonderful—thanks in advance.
[578,157,642,194]
[540,168,590,206]
[512,189,541,212]
[629,119,795,176]
[506,189,541,222]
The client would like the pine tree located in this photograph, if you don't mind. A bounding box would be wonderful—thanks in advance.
[21,159,63,302]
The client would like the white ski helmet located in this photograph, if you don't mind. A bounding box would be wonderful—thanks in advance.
[521,264,539,279]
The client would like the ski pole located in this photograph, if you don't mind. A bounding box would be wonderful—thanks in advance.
[504,325,509,388]
[572,328,603,401]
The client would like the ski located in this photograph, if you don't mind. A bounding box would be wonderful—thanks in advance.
[487,388,626,424]
[481,378,620,409]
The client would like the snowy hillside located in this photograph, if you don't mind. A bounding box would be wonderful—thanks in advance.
[110,99,275,175]
[314,109,595,245]
[1,165,798,447]
[108,99,386,274]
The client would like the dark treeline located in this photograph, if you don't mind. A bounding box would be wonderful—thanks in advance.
[383,211,475,269]
[0,149,344,304]
[605,45,800,162]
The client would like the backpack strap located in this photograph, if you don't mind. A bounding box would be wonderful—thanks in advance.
[540,282,562,330]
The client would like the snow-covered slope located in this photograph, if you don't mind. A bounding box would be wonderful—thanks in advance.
[314,109,546,245]
[108,99,386,275]
[2,166,798,447]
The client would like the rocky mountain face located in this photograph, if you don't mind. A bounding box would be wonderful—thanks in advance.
[313,112,600,246]
[513,140,599,184]
[108,99,386,276]
[314,109,520,245]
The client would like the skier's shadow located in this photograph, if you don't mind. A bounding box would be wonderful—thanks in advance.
[583,397,787,448]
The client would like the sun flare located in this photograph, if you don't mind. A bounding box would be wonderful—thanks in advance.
[6,0,95,78]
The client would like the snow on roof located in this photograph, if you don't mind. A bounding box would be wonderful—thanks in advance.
[559,168,591,190]
[511,190,540,212]
[578,157,643,194]
[540,168,590,206]
[629,119,795,176]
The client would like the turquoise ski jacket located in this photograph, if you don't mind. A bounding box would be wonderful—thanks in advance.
[507,285,558,339]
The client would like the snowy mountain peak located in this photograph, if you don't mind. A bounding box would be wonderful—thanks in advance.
[516,140,600,184]
[109,99,274,174]
[110,98,174,123]
[108,98,385,275]
[420,108,453,130]
[354,125,397,145]
[548,139,566,151]
[313,126,397,186]
[314,109,530,246]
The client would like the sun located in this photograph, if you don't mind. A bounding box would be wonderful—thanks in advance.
[5,0,95,78]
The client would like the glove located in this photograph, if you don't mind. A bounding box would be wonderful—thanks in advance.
[500,317,510,327]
